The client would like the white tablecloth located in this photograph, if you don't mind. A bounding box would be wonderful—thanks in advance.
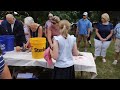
[3,51,97,74]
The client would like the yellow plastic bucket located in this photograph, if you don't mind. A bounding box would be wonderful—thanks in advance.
[30,37,46,59]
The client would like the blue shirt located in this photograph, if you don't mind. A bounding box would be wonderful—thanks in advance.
[114,23,120,39]
[0,55,5,75]
[95,22,113,41]
[77,18,91,35]
[53,35,76,68]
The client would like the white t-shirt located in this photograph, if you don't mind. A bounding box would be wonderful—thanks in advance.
[11,23,14,32]
[53,35,76,68]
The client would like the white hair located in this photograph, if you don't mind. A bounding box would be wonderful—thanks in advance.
[48,13,53,17]
[24,17,34,26]
[6,14,15,19]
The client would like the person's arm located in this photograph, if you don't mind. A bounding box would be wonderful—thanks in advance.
[72,43,79,56]
[87,28,91,37]
[1,64,12,79]
[105,30,114,40]
[24,28,31,49]
[50,40,59,60]
[76,27,79,36]
[105,24,114,41]
[87,21,92,37]
[113,26,117,41]
[47,27,53,48]
[17,22,27,45]
[38,26,43,37]
[96,28,103,41]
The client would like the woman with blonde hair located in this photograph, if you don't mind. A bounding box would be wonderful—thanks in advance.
[94,13,113,62]
[50,20,80,79]
[24,16,43,48]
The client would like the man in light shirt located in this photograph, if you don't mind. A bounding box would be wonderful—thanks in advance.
[76,12,91,52]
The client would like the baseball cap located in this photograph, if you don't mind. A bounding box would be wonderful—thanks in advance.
[83,12,88,16]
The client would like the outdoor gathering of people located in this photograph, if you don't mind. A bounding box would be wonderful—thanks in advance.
[0,11,120,79]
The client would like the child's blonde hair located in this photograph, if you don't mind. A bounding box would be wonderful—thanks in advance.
[59,20,71,39]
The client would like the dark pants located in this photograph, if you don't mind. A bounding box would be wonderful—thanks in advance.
[53,65,75,79]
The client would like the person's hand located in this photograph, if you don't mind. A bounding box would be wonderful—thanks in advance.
[24,43,28,49]
[100,38,107,42]
[103,38,107,42]
[25,33,29,35]
[100,37,104,42]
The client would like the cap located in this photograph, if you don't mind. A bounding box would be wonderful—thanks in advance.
[83,12,88,16]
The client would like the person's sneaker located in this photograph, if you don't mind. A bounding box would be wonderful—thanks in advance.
[102,58,106,63]
[112,60,118,65]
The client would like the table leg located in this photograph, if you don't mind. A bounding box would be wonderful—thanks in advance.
[81,71,83,79]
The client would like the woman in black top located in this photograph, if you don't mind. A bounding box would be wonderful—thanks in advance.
[29,23,42,38]
[24,17,42,48]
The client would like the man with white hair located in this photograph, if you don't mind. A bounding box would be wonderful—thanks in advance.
[1,14,26,47]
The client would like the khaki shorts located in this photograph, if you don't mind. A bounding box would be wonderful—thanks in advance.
[115,38,120,52]
[77,34,88,42]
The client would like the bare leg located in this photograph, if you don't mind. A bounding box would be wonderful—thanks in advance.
[113,52,119,65]
[83,35,88,52]
[115,52,119,60]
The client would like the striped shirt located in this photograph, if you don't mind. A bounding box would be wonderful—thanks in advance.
[0,55,5,75]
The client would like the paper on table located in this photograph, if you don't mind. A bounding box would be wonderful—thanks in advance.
[73,55,95,66]
[17,73,33,79]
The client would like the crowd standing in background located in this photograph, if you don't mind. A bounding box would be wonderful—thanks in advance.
[0,12,120,79]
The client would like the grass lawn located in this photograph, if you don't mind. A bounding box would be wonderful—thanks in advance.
[75,32,120,79]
